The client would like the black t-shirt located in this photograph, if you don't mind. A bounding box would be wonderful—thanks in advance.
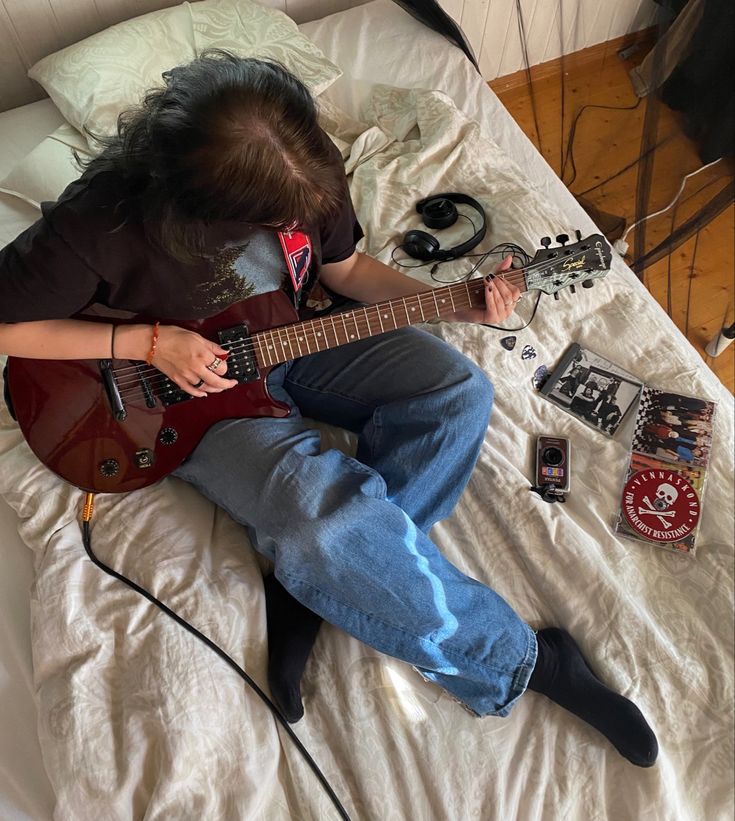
[0,164,363,324]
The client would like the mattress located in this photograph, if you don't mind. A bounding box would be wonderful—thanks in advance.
[0,3,733,820]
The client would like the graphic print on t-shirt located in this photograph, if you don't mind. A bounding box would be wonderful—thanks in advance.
[194,230,292,311]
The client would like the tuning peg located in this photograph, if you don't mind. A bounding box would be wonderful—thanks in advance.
[582,280,594,289]
[540,236,551,248]
[575,229,582,241]
[553,292,560,301]
[569,284,576,294]
[556,233,569,245]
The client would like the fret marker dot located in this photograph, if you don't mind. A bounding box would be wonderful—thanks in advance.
[350,334,355,339]
[317,332,322,337]
[411,307,416,311]
[383,314,388,319]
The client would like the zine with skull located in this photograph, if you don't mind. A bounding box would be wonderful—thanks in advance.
[615,387,716,555]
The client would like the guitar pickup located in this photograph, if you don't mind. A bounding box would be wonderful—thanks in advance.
[158,377,194,407]
[217,325,259,384]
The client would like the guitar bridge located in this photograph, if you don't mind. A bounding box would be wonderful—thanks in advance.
[218,324,259,383]
[99,359,127,421]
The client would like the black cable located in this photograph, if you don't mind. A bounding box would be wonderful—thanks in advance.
[391,213,479,272]
[390,235,539,328]
[429,242,529,285]
[515,0,543,154]
[562,98,643,188]
[630,180,734,272]
[665,197,678,317]
[684,228,701,337]
[80,515,352,821]
[574,134,672,198]
[480,288,544,332]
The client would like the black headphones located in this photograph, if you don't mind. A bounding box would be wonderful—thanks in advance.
[401,193,487,262]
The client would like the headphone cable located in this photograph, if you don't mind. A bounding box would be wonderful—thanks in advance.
[80,493,352,821]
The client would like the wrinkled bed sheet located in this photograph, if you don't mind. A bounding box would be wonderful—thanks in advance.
[0,85,732,821]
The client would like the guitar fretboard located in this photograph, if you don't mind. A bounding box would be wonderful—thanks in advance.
[251,276,526,367]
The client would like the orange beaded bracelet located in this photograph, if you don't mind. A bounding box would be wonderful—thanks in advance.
[146,322,160,365]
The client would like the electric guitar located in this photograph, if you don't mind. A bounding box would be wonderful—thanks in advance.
[6,233,612,493]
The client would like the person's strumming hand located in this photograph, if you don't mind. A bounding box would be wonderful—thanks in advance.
[148,325,237,398]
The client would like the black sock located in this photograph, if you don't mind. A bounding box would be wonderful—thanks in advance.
[528,628,658,767]
[263,574,323,723]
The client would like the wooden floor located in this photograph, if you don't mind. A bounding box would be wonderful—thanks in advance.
[490,37,735,394]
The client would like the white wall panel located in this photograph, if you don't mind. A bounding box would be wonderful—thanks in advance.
[439,0,658,79]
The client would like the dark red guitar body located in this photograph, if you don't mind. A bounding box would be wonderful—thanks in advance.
[5,232,613,494]
[6,290,296,493]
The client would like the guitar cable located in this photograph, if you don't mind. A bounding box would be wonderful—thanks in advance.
[80,493,352,821]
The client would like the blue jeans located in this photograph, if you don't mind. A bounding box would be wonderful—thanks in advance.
[173,326,536,716]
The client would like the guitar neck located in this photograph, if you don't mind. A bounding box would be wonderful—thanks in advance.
[252,274,529,367]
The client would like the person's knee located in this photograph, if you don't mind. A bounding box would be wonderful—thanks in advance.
[454,361,494,421]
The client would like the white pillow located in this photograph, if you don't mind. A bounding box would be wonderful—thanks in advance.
[28,0,342,142]
[28,5,195,141]
[0,124,91,210]
[188,0,341,95]
[299,0,481,123]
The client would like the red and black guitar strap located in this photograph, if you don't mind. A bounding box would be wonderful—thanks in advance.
[278,230,313,309]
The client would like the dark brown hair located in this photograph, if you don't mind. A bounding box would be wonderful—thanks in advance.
[81,51,346,261]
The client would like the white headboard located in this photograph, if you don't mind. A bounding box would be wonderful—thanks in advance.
[0,0,368,113]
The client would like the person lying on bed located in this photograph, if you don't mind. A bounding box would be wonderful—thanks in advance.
[0,51,657,767]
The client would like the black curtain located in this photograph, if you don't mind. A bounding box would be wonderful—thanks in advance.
[659,0,734,162]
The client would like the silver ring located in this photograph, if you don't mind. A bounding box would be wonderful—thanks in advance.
[207,356,223,372]
[192,378,205,388]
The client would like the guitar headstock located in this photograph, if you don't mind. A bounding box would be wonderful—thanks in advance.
[523,232,612,297]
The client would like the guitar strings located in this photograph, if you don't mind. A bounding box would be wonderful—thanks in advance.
[111,284,486,386]
[112,288,483,399]
[112,268,526,385]
[112,246,602,399]
[112,244,592,384]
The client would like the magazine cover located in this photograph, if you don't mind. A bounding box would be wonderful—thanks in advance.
[540,343,643,437]
[615,387,716,556]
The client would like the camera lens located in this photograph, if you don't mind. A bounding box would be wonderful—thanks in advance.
[542,447,564,466]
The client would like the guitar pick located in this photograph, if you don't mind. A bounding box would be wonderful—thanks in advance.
[500,336,517,351]
[521,345,537,360]
[532,365,550,390]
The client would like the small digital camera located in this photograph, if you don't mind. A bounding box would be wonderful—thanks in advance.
[535,436,571,494]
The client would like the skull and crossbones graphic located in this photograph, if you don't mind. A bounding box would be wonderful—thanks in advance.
[637,482,678,529]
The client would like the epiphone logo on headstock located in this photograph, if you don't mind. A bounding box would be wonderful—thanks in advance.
[561,256,586,271]
[594,240,607,268]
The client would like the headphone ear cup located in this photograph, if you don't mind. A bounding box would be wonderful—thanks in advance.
[420,197,458,230]
[402,229,440,261]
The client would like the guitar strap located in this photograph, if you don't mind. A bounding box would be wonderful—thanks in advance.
[278,229,313,309]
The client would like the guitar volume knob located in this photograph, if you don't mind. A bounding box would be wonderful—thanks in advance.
[99,458,120,477]
[159,427,178,446]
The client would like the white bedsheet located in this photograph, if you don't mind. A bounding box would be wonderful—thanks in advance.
[0,3,733,820]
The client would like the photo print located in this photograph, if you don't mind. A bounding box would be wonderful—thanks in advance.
[630,386,715,469]
[540,343,643,437]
